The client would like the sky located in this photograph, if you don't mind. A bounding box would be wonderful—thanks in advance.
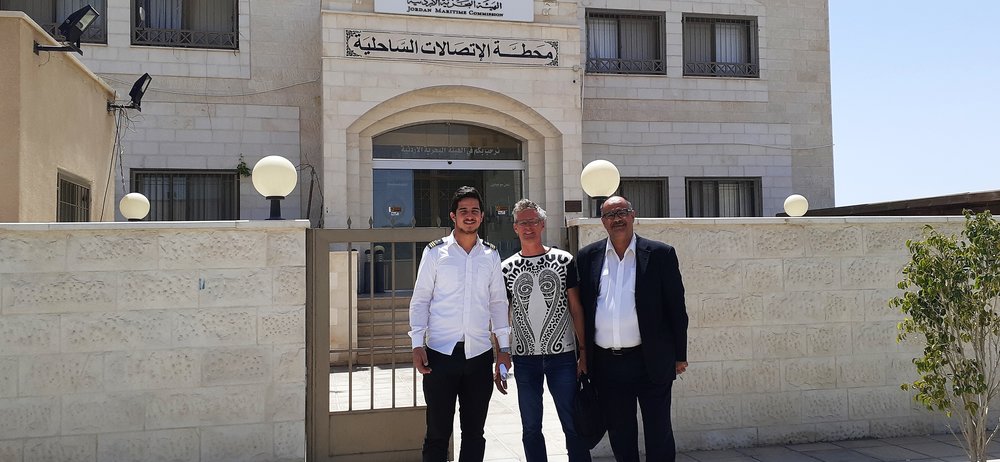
[829,1,1000,206]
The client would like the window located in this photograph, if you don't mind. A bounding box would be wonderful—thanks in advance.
[1,0,107,43]
[686,177,761,217]
[57,174,90,222]
[592,178,668,218]
[132,170,239,220]
[586,10,665,75]
[620,178,667,217]
[132,0,238,49]
[683,15,758,78]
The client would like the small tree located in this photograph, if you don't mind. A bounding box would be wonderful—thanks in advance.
[893,211,1000,462]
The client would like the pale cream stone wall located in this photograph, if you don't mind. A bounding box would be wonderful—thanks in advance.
[580,0,834,217]
[320,8,584,245]
[0,221,307,461]
[0,13,117,223]
[74,0,322,223]
[571,216,965,451]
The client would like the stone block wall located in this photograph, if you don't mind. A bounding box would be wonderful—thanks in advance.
[75,0,322,224]
[573,216,966,451]
[580,0,834,217]
[0,221,307,462]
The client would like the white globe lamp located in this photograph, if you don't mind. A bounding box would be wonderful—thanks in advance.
[252,155,298,220]
[580,160,620,217]
[119,192,150,221]
[783,194,809,217]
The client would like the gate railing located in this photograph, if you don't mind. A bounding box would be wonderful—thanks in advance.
[307,224,451,461]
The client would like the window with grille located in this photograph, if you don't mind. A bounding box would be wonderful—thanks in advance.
[592,178,668,218]
[57,174,90,222]
[686,177,761,217]
[1,0,107,43]
[132,170,239,221]
[683,15,759,78]
[132,0,238,49]
[586,10,665,75]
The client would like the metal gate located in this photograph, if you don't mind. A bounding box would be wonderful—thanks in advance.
[306,225,451,461]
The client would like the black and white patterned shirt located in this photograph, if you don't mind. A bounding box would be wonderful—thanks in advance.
[501,247,579,356]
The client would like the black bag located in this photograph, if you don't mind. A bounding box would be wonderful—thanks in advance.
[573,373,606,450]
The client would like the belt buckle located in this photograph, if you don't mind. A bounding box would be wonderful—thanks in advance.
[610,348,625,356]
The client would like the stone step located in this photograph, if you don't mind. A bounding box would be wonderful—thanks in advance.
[330,346,413,367]
[356,295,412,311]
[357,333,411,350]
[356,308,411,324]
[354,321,411,337]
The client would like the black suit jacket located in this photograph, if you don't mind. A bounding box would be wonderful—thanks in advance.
[577,235,688,383]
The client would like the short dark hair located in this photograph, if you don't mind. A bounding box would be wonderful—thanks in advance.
[450,186,483,214]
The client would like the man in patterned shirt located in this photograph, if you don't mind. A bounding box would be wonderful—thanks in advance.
[499,198,590,462]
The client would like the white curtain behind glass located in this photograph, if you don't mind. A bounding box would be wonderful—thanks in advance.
[620,17,656,61]
[683,21,711,64]
[185,0,233,32]
[717,181,754,216]
[588,17,617,60]
[144,0,182,29]
[715,22,746,64]
[621,180,664,217]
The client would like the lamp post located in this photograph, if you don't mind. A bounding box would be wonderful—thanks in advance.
[783,194,809,217]
[119,192,150,221]
[252,155,298,220]
[580,160,620,217]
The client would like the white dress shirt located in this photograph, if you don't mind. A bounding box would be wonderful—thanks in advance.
[408,232,512,358]
[595,234,642,349]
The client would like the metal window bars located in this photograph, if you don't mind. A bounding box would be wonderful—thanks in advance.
[131,0,238,50]
[683,15,759,78]
[585,11,666,75]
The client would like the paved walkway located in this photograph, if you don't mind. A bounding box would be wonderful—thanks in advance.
[331,366,998,461]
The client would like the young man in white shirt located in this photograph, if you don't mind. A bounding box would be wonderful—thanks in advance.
[409,186,512,462]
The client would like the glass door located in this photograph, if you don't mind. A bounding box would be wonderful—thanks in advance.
[374,169,522,258]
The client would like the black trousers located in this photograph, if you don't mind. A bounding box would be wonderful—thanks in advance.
[593,347,675,462]
[422,343,494,462]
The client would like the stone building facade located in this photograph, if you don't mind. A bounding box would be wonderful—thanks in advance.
[3,0,833,249]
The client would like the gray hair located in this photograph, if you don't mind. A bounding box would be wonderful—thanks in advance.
[512,198,547,221]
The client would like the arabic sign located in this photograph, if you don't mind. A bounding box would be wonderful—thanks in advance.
[375,0,533,22]
[373,145,521,160]
[346,30,558,66]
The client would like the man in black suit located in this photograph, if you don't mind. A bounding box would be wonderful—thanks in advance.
[576,196,689,462]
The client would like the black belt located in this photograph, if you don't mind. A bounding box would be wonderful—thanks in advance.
[597,345,640,356]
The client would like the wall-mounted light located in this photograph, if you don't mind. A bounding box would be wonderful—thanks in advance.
[252,155,298,220]
[119,192,150,221]
[580,159,620,217]
[108,73,152,112]
[783,194,809,217]
[34,4,99,55]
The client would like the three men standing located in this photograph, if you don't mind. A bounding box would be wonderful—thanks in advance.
[409,186,512,462]
[410,187,688,462]
[576,196,689,462]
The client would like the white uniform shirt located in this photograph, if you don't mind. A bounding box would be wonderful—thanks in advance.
[595,234,642,349]
[408,232,512,358]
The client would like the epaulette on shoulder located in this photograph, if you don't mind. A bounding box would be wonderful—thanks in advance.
[482,240,497,250]
[427,238,445,249]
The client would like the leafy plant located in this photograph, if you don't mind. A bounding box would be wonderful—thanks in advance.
[236,154,251,177]
[893,211,1000,462]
